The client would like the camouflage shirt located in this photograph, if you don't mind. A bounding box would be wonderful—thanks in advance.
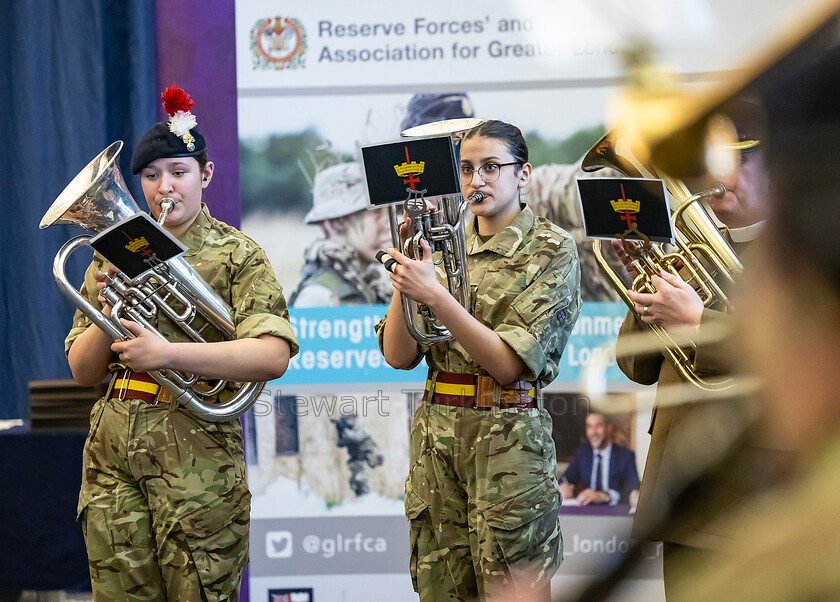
[377,205,581,390]
[65,204,299,362]
[522,161,629,302]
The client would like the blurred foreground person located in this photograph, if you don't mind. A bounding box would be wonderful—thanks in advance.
[613,98,771,597]
[671,47,840,600]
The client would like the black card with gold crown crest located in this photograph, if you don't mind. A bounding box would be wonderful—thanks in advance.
[576,177,675,244]
[358,135,460,208]
[89,213,187,279]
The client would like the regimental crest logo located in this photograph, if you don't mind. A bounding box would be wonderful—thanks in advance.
[394,146,428,216]
[125,236,149,253]
[250,16,307,71]
[610,182,641,232]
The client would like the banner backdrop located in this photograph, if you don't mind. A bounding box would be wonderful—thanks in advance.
[234,1,795,599]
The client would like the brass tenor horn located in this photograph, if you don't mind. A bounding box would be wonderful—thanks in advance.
[390,118,484,345]
[40,141,264,422]
[582,130,741,391]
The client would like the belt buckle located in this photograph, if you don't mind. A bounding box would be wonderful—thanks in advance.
[500,382,535,409]
[475,375,494,409]
[155,388,174,405]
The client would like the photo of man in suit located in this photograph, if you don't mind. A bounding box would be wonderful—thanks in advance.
[559,412,641,506]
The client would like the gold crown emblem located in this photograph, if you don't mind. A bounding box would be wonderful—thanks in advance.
[394,161,425,177]
[125,237,150,253]
[610,199,640,213]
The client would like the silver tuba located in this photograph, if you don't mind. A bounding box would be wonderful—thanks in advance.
[391,118,483,345]
[40,141,265,421]
[582,129,741,391]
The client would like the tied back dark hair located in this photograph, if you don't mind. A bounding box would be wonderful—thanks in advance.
[195,149,209,172]
[464,119,528,164]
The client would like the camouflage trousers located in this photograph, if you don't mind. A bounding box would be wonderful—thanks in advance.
[405,402,563,601]
[77,396,251,601]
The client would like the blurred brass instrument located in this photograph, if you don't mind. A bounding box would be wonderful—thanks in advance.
[392,117,483,345]
[40,141,265,422]
[581,324,761,416]
[582,130,741,391]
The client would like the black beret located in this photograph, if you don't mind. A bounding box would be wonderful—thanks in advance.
[130,122,206,174]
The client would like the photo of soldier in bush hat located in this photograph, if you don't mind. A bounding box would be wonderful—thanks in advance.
[289,161,392,307]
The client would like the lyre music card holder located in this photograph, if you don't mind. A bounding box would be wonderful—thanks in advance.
[90,213,187,279]
[358,135,461,209]
[577,177,675,244]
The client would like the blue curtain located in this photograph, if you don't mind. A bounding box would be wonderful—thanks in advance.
[0,0,157,419]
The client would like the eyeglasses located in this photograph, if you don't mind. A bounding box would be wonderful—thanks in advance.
[459,162,522,184]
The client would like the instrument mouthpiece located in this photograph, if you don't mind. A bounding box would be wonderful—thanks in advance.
[469,192,484,203]
[157,198,175,226]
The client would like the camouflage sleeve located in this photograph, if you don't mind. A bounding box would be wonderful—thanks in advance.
[615,310,663,385]
[374,315,387,353]
[64,255,110,355]
[495,233,582,382]
[374,314,426,370]
[230,246,299,357]
[525,162,627,302]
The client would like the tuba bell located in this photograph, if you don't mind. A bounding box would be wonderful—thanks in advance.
[40,141,265,421]
[582,129,741,391]
[391,118,483,345]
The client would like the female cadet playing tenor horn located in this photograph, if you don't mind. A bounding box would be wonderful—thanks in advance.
[376,119,582,601]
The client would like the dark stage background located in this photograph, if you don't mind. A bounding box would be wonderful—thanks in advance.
[0,0,241,593]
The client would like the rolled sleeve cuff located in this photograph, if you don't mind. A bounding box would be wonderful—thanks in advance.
[64,325,90,355]
[375,316,387,354]
[495,323,546,382]
[236,314,300,357]
[375,315,425,370]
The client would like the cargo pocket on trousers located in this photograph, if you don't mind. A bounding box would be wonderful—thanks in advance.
[181,482,251,602]
[77,399,108,521]
[405,485,431,593]
[482,477,562,592]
